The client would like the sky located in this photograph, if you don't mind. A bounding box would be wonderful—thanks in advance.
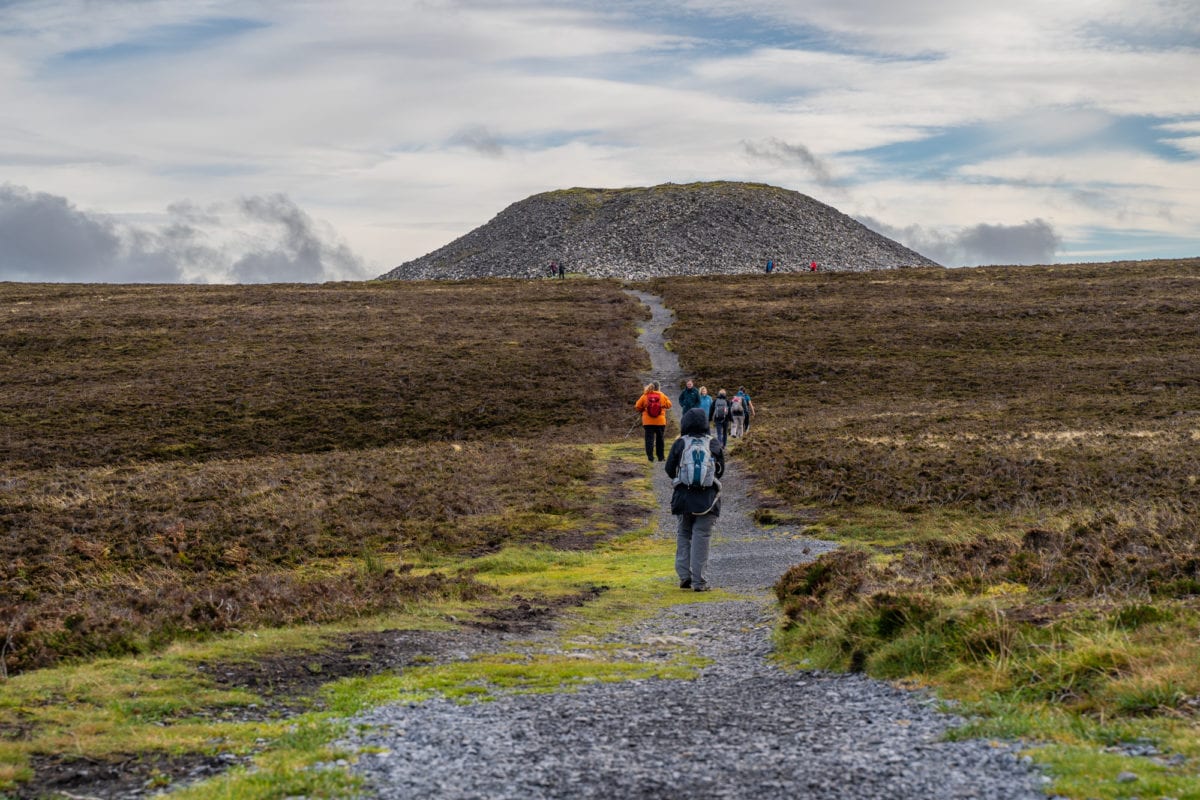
[1,0,1198,283]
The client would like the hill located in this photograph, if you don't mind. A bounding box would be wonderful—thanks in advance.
[379,181,939,280]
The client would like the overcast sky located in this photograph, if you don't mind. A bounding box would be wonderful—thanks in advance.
[2,0,1198,282]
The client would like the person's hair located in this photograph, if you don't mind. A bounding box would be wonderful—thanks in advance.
[738,386,745,392]
[700,386,708,394]
[651,381,660,391]
[718,389,726,397]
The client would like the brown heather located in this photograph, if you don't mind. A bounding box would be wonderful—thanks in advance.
[648,259,1200,601]
[1,280,645,468]
[647,260,1200,516]
[1,279,647,673]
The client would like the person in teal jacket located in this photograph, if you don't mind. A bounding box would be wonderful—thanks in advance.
[697,386,713,425]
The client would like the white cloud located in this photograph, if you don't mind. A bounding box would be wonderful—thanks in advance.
[0,0,1197,276]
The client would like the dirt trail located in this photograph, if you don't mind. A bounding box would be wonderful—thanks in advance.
[626,287,833,591]
[342,290,1047,799]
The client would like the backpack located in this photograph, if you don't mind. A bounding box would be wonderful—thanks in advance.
[674,435,715,488]
[731,396,744,415]
[646,393,662,418]
[713,398,728,421]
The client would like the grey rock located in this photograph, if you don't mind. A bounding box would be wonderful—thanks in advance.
[379,182,939,280]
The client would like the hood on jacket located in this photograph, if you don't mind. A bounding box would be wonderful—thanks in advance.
[680,407,709,436]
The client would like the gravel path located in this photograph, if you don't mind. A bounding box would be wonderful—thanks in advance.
[340,290,1048,799]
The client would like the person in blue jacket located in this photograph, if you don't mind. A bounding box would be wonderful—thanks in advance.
[697,386,713,426]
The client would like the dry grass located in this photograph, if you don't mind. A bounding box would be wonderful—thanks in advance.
[1,280,647,469]
[653,259,1200,748]
[1,279,649,674]
[647,260,1200,517]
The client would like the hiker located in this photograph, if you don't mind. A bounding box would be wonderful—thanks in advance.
[548,260,558,278]
[557,260,565,279]
[735,386,756,433]
[665,407,725,592]
[810,260,818,272]
[635,381,672,462]
[679,379,700,415]
[766,258,774,274]
[709,389,730,446]
[697,386,713,425]
[729,392,747,438]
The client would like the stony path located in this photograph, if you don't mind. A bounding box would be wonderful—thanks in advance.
[340,291,1048,799]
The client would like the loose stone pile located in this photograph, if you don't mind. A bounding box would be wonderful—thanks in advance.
[378,181,939,280]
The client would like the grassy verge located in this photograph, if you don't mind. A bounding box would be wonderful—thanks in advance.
[1,442,727,798]
[772,507,1200,798]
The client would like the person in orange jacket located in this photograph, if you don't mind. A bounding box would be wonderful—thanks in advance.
[635,381,672,462]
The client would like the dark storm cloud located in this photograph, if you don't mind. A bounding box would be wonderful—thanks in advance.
[0,184,366,283]
[0,184,183,282]
[860,215,1061,266]
[742,137,837,187]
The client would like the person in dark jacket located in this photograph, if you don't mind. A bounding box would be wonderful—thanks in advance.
[665,407,725,592]
[709,389,731,446]
[678,379,700,415]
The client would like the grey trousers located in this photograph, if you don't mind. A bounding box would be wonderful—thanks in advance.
[675,512,715,589]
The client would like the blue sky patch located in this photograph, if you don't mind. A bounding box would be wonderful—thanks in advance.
[53,17,268,67]
[1061,227,1200,262]
[847,112,1199,182]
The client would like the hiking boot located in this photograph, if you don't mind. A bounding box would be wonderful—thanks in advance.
[679,579,692,589]
[693,585,711,592]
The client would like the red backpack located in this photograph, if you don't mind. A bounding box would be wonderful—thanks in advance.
[646,393,662,417]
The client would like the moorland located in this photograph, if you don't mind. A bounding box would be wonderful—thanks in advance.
[3,258,1200,799]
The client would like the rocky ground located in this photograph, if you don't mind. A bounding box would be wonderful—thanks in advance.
[338,290,1050,799]
[379,182,939,280]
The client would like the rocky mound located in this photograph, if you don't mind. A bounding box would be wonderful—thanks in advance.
[379,181,939,280]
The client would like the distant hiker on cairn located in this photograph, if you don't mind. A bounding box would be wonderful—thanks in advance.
[635,381,672,462]
[709,389,731,447]
[679,379,700,416]
[665,407,725,592]
[697,386,713,425]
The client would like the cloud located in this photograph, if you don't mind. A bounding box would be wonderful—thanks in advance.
[450,124,506,158]
[0,184,183,282]
[2,1,1197,272]
[860,215,1062,266]
[0,184,367,283]
[741,137,837,186]
[231,194,367,283]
